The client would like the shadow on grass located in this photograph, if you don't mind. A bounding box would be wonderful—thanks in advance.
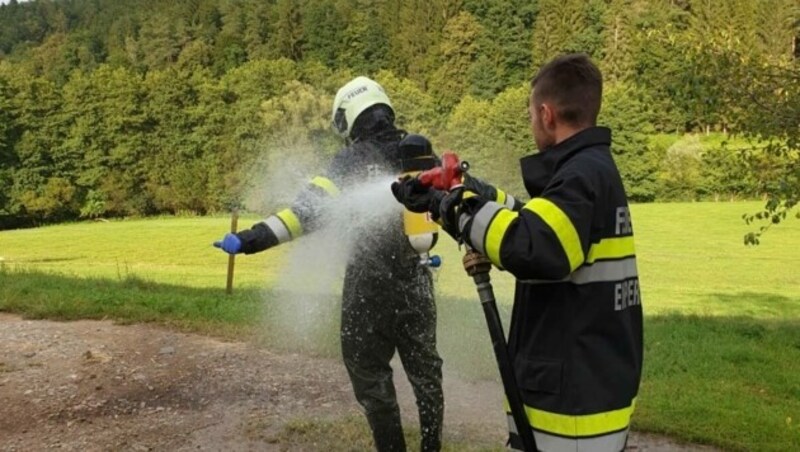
[3,256,84,264]
[641,313,800,452]
[707,291,800,317]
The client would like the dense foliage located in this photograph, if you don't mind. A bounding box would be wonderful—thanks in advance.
[0,0,798,228]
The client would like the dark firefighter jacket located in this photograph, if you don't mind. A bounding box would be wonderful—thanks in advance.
[235,129,435,283]
[460,127,643,452]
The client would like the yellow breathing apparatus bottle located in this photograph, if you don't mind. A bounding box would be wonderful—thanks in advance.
[398,135,441,267]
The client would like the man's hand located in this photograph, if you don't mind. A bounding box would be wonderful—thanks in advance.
[392,176,486,243]
[435,187,465,241]
[437,188,486,242]
[213,233,242,254]
[391,175,438,213]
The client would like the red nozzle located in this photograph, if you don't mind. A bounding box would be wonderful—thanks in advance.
[418,151,469,191]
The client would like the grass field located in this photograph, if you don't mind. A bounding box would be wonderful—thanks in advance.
[1,201,799,451]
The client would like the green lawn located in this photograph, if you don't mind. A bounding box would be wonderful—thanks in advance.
[1,201,799,451]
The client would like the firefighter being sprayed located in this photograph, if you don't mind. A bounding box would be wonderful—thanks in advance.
[214,77,444,452]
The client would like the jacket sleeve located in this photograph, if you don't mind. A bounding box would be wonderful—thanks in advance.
[236,152,346,255]
[460,167,594,280]
[462,174,524,211]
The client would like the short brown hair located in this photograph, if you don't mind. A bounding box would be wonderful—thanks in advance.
[531,54,602,127]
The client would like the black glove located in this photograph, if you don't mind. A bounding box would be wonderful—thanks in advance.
[391,175,438,213]
[435,187,464,241]
[436,188,487,243]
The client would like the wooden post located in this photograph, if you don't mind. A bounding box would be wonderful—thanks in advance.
[226,209,239,294]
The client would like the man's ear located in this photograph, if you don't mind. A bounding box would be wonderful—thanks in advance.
[541,103,556,130]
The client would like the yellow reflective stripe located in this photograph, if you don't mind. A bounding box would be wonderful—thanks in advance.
[586,236,636,263]
[310,176,340,197]
[275,208,303,239]
[510,399,635,437]
[525,198,584,272]
[496,189,507,206]
[485,209,518,268]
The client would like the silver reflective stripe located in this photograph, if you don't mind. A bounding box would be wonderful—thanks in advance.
[505,194,517,210]
[507,414,518,434]
[468,202,503,255]
[534,429,628,452]
[507,415,629,452]
[264,216,291,243]
[519,257,638,285]
[458,212,470,236]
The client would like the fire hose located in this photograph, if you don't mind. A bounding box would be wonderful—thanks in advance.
[417,152,537,452]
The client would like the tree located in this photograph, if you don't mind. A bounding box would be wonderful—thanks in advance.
[18,176,79,222]
[388,0,460,86]
[137,11,182,70]
[600,0,645,83]
[532,0,597,67]
[240,0,273,60]
[301,0,344,68]
[600,82,660,201]
[731,61,800,243]
[60,64,149,216]
[442,84,532,197]
[428,11,483,112]
[440,94,497,183]
[656,135,703,201]
[336,0,391,74]
[684,5,800,243]
[0,72,20,218]
[268,0,305,61]
[755,0,800,60]
[463,0,537,93]
[375,69,440,137]
[6,72,68,222]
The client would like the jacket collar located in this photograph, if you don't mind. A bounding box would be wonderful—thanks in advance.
[519,126,611,196]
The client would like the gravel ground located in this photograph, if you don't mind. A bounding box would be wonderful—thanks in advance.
[0,314,718,451]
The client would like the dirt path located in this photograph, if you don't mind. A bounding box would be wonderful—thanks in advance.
[0,314,716,451]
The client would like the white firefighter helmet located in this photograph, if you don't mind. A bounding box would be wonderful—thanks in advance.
[331,76,394,138]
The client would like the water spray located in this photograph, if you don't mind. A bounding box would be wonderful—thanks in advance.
[268,175,408,346]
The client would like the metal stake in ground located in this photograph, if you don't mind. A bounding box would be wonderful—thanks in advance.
[462,250,537,452]
[226,209,239,294]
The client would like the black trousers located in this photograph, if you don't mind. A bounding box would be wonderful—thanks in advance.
[341,265,444,452]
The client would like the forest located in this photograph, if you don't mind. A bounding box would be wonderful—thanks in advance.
[0,0,798,230]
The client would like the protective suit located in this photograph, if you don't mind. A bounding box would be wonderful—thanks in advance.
[215,77,444,452]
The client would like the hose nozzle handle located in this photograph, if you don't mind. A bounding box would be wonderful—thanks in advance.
[418,151,468,191]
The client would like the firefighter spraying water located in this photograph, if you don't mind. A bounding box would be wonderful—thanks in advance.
[392,54,643,452]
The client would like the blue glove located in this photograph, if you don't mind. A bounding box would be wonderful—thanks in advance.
[213,233,242,254]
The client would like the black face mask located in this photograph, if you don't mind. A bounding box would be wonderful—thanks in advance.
[349,104,395,141]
